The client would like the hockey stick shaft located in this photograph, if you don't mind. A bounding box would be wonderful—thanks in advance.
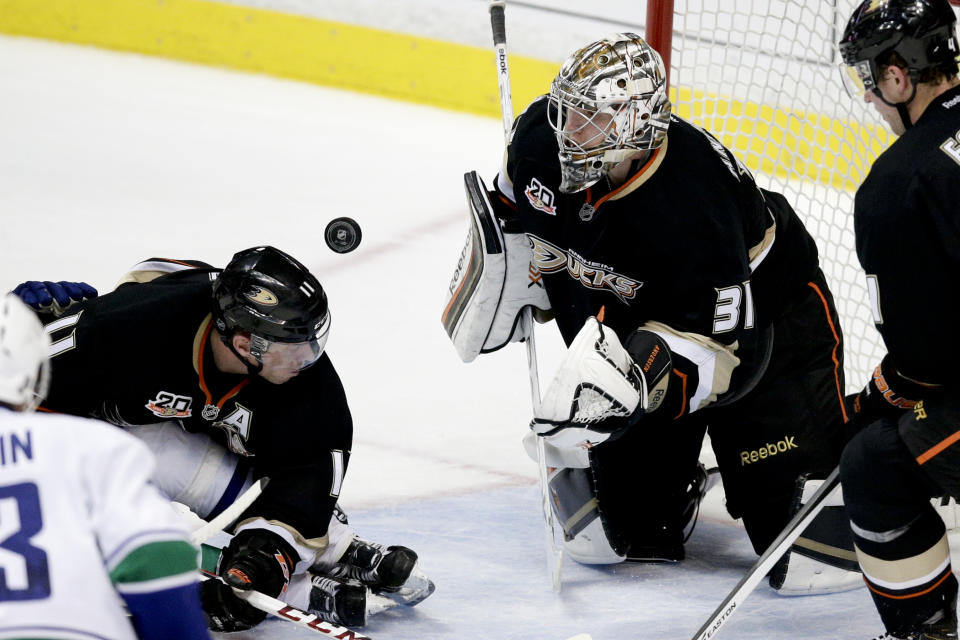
[489,0,514,139]
[190,477,268,545]
[488,0,562,593]
[689,466,841,640]
[200,574,372,639]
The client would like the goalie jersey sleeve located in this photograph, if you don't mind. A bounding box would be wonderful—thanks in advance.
[497,96,821,415]
[0,408,209,640]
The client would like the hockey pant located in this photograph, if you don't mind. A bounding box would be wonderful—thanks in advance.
[841,394,960,636]
[125,422,356,569]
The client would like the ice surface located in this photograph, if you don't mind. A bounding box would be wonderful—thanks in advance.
[0,34,949,640]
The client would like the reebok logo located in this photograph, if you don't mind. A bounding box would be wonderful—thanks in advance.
[740,436,798,465]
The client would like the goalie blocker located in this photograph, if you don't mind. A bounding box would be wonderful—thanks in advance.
[441,171,551,362]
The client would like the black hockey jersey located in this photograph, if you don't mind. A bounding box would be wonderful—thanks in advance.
[498,96,822,412]
[39,269,352,541]
[854,84,960,386]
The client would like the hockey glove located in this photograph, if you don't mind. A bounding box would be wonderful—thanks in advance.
[201,529,297,632]
[849,355,941,430]
[12,280,97,318]
[200,578,265,632]
[533,317,641,439]
[532,318,671,444]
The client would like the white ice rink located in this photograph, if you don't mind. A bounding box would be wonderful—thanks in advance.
[0,33,943,640]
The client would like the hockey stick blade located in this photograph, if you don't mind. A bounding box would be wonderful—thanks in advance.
[688,466,840,640]
[190,477,268,545]
[201,574,372,639]
[537,433,564,592]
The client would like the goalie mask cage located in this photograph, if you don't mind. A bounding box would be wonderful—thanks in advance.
[645,0,904,392]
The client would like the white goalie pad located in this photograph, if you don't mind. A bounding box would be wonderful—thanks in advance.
[441,171,550,363]
[529,317,644,466]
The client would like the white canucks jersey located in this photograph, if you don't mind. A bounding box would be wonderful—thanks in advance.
[0,408,199,640]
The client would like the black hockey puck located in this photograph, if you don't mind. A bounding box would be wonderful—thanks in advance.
[324,217,362,253]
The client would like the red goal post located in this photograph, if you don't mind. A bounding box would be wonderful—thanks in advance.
[642,0,908,389]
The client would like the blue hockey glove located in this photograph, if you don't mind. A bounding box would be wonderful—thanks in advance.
[12,281,97,317]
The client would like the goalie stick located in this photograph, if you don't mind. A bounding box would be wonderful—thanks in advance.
[688,466,841,640]
[488,0,564,593]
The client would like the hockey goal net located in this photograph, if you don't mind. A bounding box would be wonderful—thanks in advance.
[646,0,898,391]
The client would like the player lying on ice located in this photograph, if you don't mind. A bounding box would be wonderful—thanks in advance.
[11,246,434,631]
[442,32,866,596]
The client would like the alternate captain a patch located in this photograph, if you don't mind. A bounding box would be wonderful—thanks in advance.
[524,177,557,215]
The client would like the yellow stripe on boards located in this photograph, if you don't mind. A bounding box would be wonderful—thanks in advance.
[0,0,889,188]
[672,86,893,191]
[0,0,557,116]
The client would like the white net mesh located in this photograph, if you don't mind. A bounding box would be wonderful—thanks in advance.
[669,0,892,391]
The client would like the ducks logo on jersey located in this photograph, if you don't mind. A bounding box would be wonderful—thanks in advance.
[529,235,642,303]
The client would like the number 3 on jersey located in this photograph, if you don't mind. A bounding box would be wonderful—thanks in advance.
[0,482,51,601]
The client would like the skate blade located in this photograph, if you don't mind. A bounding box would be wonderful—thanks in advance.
[379,564,436,607]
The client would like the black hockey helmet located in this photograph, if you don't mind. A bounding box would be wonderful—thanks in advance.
[839,0,959,97]
[213,246,330,366]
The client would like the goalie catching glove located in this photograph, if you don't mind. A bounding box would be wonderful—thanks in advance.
[530,316,672,467]
[201,528,297,632]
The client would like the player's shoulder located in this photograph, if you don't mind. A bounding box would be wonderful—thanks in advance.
[882,88,960,173]
[86,267,214,327]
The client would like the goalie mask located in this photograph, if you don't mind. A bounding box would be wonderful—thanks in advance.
[549,33,671,193]
[0,294,51,412]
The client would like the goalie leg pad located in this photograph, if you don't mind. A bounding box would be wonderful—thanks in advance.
[769,474,863,595]
[549,467,626,565]
[441,171,550,362]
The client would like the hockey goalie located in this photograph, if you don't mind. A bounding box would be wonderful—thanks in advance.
[441,33,867,596]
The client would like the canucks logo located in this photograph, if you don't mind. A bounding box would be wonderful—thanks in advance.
[244,286,278,306]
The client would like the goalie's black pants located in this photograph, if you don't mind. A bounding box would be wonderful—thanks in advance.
[590,272,850,559]
[840,394,960,636]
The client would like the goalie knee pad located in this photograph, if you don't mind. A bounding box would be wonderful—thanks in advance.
[441,171,550,362]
